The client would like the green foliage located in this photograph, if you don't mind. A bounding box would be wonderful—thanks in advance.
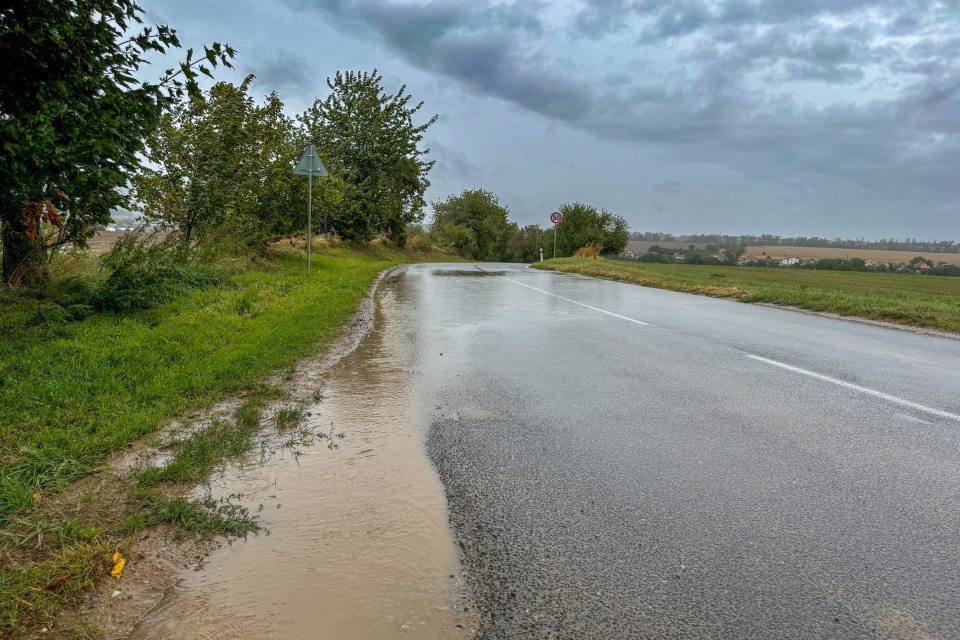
[89,233,218,312]
[135,490,261,539]
[302,70,437,243]
[136,417,255,487]
[0,0,233,283]
[723,245,746,264]
[541,202,629,258]
[504,224,546,263]
[430,189,512,261]
[132,79,343,243]
[0,245,459,523]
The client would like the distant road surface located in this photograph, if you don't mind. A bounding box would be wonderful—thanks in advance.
[392,263,960,639]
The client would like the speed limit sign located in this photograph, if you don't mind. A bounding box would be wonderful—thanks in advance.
[550,212,562,224]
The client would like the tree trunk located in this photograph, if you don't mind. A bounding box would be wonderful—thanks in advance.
[1,206,46,286]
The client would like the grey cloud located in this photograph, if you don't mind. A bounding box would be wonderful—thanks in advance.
[282,0,960,233]
[288,0,592,121]
[250,54,312,92]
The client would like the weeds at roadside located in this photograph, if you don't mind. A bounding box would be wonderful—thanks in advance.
[274,405,304,431]
[128,490,261,540]
[70,612,105,640]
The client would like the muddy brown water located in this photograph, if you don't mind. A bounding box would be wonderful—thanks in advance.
[129,269,470,639]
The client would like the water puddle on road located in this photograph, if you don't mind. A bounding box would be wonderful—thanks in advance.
[129,278,469,640]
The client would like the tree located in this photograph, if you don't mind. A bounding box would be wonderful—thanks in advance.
[504,223,545,262]
[430,189,511,261]
[540,202,628,258]
[0,0,233,284]
[301,70,436,244]
[131,78,342,244]
[723,245,745,264]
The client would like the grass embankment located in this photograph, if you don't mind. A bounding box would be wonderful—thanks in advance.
[0,240,457,635]
[532,258,960,332]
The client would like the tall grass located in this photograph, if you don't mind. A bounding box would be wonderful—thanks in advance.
[0,243,455,522]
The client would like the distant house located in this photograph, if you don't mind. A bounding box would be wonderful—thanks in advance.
[894,263,908,270]
[781,257,801,266]
[672,253,685,260]
[743,255,759,262]
[915,261,930,269]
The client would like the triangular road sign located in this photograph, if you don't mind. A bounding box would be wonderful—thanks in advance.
[293,144,328,176]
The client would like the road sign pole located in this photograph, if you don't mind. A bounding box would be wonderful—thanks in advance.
[307,171,312,271]
[293,144,328,273]
[549,211,562,258]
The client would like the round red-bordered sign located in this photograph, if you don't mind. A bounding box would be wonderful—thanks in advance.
[550,212,562,224]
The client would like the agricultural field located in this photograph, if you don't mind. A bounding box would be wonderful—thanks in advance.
[533,258,960,332]
[625,240,960,265]
[742,245,960,265]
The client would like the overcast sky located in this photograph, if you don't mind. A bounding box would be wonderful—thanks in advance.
[145,0,960,239]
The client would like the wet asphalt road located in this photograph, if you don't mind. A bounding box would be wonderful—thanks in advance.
[391,263,960,639]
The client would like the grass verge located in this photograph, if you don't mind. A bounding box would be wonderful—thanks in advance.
[0,240,459,635]
[532,258,960,332]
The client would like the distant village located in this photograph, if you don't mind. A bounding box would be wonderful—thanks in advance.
[617,246,959,276]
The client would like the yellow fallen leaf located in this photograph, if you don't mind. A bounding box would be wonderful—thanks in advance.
[112,552,125,579]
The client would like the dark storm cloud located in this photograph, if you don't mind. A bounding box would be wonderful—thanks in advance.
[252,54,312,92]
[286,0,593,121]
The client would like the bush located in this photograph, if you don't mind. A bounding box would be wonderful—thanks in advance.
[88,232,218,312]
[573,243,604,259]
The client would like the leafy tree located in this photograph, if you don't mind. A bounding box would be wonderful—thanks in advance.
[723,245,746,264]
[541,202,628,258]
[0,0,233,284]
[133,79,251,244]
[504,223,545,262]
[132,78,342,244]
[430,189,511,261]
[301,70,436,244]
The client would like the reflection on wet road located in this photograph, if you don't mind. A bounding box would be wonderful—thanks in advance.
[417,263,960,639]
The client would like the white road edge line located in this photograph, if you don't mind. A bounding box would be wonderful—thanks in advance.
[747,354,960,422]
[482,269,649,326]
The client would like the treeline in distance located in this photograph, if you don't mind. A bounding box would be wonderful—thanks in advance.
[631,232,960,254]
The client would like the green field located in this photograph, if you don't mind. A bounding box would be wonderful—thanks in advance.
[532,259,960,332]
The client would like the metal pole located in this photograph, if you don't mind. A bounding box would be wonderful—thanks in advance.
[553,224,557,259]
[307,171,312,271]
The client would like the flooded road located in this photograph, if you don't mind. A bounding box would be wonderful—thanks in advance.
[126,262,960,638]
[131,267,470,640]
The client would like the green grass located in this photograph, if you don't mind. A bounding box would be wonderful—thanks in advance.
[0,245,453,521]
[0,242,458,635]
[532,258,960,331]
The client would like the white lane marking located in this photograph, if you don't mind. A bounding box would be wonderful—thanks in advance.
[747,355,960,422]
[487,271,650,326]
